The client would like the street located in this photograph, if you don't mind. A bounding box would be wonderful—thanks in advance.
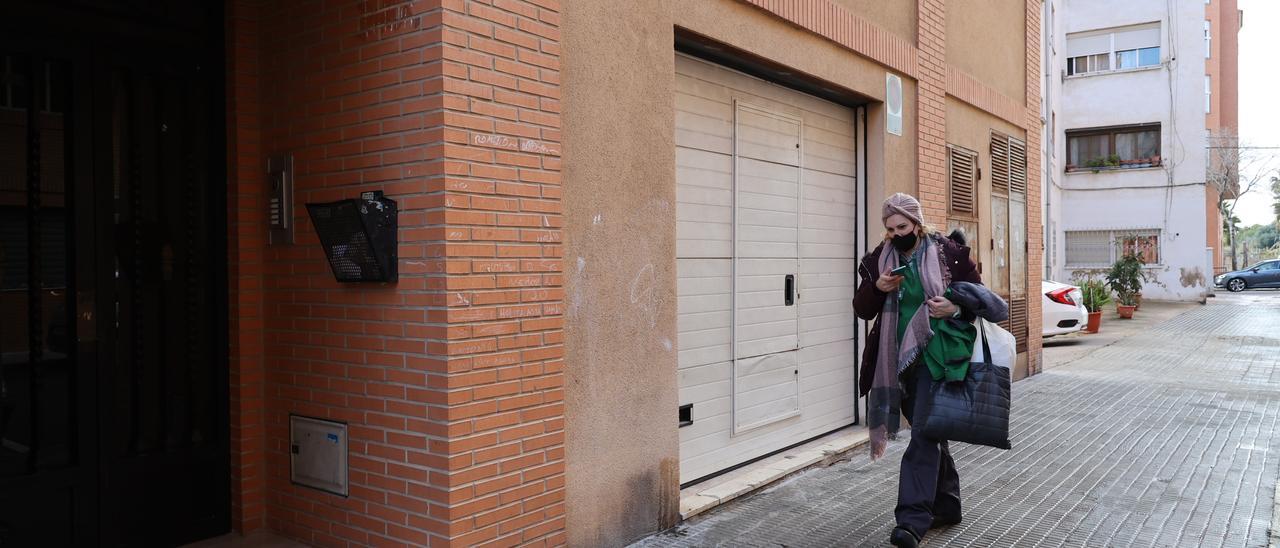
[633,291,1280,547]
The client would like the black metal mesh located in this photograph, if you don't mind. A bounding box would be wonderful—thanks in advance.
[306,194,397,283]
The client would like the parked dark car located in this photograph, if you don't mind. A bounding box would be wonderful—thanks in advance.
[1215,259,1280,292]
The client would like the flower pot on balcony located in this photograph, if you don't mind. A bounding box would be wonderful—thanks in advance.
[1117,304,1136,319]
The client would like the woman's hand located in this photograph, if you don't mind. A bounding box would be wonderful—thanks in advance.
[926,296,959,318]
[876,272,903,293]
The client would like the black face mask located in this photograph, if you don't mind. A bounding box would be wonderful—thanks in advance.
[891,232,918,253]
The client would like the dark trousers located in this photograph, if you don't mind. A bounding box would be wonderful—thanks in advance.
[895,364,961,538]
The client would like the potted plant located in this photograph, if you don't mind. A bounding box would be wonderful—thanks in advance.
[1078,278,1111,333]
[1106,254,1144,319]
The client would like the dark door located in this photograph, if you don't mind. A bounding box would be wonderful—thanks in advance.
[0,3,228,546]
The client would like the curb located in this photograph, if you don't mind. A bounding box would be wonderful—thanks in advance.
[679,428,872,521]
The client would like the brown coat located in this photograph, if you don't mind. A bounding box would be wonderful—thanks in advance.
[852,234,981,396]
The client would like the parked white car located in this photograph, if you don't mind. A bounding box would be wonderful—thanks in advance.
[1042,280,1088,338]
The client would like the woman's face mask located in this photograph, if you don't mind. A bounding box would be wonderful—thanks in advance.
[891,232,918,252]
[884,213,918,252]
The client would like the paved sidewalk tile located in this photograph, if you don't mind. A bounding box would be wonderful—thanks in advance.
[633,295,1280,547]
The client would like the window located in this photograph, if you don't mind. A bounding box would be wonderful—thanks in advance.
[1067,53,1110,76]
[1116,46,1161,69]
[1205,76,1212,113]
[1066,23,1160,76]
[1066,124,1160,171]
[947,145,978,216]
[1065,229,1161,267]
[1205,20,1212,59]
[947,144,979,264]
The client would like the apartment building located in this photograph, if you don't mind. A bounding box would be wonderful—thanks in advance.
[1043,0,1240,299]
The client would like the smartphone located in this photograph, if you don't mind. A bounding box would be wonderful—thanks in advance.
[890,265,910,276]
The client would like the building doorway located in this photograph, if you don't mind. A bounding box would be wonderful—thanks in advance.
[1,3,229,545]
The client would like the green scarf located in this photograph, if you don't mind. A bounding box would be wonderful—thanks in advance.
[898,266,976,383]
[924,288,977,382]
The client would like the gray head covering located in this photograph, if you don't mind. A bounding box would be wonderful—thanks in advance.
[882,192,924,226]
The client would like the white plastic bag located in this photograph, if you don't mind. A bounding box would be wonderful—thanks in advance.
[973,318,1016,370]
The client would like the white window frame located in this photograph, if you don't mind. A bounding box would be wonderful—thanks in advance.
[1205,76,1212,113]
[1065,229,1162,267]
[1066,25,1162,77]
[1205,20,1212,59]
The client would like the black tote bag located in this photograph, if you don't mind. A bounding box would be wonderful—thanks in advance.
[917,321,1012,449]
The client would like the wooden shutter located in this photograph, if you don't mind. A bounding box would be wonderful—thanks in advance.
[990,132,1010,195]
[947,145,977,215]
[1011,296,1028,353]
[1009,137,1028,195]
[998,297,1029,353]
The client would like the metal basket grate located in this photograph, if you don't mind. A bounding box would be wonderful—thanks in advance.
[306,191,397,282]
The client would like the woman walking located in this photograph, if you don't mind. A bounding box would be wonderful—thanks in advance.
[853,193,982,548]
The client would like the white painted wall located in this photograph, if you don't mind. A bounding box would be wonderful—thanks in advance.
[1054,0,1211,300]
[1042,0,1065,282]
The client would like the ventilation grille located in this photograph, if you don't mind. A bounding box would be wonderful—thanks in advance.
[948,145,977,215]
[991,133,1010,195]
[998,296,1029,354]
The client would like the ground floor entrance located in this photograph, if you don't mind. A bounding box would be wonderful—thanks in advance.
[0,3,229,545]
[673,53,867,485]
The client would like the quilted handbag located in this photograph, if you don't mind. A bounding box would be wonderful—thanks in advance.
[917,320,1012,449]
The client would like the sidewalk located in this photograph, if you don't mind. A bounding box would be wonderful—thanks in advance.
[632,291,1280,547]
[1042,298,1199,370]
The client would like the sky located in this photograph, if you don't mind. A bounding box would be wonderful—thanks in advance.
[1233,0,1280,227]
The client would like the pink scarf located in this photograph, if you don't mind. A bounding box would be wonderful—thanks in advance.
[868,234,950,459]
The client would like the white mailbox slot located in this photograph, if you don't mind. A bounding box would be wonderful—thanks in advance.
[290,415,348,496]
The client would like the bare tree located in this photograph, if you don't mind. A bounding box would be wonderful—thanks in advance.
[1272,175,1280,226]
[1207,129,1279,270]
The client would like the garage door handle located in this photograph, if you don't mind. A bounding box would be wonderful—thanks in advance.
[785,274,795,306]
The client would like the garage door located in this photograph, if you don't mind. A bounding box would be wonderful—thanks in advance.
[675,54,863,484]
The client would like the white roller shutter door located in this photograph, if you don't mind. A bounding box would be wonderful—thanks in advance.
[675,54,862,484]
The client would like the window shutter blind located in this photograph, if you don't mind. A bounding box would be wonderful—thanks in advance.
[947,145,977,215]
[1009,137,1028,195]
[991,133,1010,195]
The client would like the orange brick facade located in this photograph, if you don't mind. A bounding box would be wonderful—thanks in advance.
[222,0,1038,545]
[227,0,564,545]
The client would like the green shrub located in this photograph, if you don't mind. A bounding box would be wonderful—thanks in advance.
[1106,254,1144,306]
[1075,277,1112,313]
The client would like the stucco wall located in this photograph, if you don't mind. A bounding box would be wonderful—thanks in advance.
[1042,0,1065,282]
[1060,185,1211,300]
[832,0,919,44]
[562,1,681,546]
[673,0,919,207]
[563,0,921,545]
[947,0,1027,104]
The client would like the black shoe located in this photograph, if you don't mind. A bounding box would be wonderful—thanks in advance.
[930,515,961,529]
[890,526,919,548]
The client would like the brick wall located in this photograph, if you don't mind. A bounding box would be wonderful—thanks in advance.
[916,0,948,225]
[224,0,565,545]
[431,0,566,544]
[252,1,448,544]
[1023,0,1044,375]
[226,0,268,534]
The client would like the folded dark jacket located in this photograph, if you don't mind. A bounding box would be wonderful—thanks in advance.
[948,281,1009,322]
